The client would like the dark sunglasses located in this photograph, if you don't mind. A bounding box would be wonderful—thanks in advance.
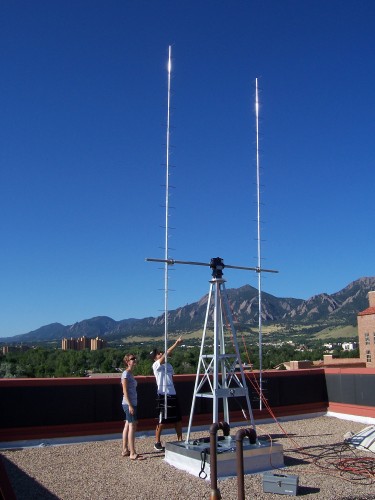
[129,357,137,361]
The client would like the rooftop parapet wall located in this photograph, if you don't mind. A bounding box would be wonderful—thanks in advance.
[1,369,374,442]
[323,355,366,368]
[324,367,375,419]
[0,370,328,442]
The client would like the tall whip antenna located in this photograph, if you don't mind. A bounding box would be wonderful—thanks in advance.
[255,77,263,410]
[162,46,172,413]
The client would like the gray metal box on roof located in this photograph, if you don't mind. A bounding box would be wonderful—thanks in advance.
[262,472,299,496]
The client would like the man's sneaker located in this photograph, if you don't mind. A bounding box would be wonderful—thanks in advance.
[154,442,165,452]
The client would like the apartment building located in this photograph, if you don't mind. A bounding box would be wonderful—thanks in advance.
[90,337,106,350]
[61,335,106,351]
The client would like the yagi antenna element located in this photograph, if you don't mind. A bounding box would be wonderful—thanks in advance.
[255,77,264,410]
[163,45,172,371]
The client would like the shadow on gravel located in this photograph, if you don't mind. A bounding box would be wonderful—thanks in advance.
[1,455,60,500]
[138,451,167,460]
[258,433,297,440]
[283,455,310,466]
[297,485,320,496]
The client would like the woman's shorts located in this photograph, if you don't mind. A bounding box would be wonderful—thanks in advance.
[122,403,138,423]
[156,394,181,424]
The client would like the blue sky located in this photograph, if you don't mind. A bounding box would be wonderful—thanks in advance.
[1,1,374,338]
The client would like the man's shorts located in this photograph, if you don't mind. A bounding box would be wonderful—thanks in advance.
[156,394,181,424]
[122,403,138,423]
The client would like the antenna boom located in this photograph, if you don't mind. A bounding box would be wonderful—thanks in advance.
[146,257,278,274]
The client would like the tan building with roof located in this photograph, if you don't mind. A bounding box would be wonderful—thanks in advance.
[357,290,375,368]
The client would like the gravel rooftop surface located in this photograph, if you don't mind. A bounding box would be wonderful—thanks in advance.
[1,416,375,500]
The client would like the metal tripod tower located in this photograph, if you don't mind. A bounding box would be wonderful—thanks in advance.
[185,257,255,443]
[146,256,278,443]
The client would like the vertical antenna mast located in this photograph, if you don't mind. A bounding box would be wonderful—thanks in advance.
[163,46,172,412]
[255,77,263,411]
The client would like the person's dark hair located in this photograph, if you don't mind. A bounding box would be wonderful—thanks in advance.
[149,348,159,360]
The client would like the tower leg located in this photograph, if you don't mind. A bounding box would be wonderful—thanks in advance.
[185,283,214,443]
[221,283,255,427]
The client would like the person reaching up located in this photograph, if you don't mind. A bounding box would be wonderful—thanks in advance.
[150,336,183,451]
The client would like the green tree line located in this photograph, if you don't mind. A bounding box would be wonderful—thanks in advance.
[0,341,359,378]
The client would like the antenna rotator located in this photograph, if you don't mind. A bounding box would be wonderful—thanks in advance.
[210,257,225,278]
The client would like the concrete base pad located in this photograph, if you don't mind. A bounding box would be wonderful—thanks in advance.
[165,437,284,479]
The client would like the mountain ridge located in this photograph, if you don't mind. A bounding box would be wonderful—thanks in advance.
[2,277,374,343]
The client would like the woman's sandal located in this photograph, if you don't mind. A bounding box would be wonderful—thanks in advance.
[129,454,146,460]
[121,450,130,457]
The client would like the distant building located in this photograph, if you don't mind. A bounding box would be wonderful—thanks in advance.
[62,337,78,350]
[342,342,356,351]
[77,336,91,350]
[2,345,30,355]
[322,354,366,368]
[278,355,366,370]
[91,337,106,350]
[357,291,375,368]
[62,336,106,351]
